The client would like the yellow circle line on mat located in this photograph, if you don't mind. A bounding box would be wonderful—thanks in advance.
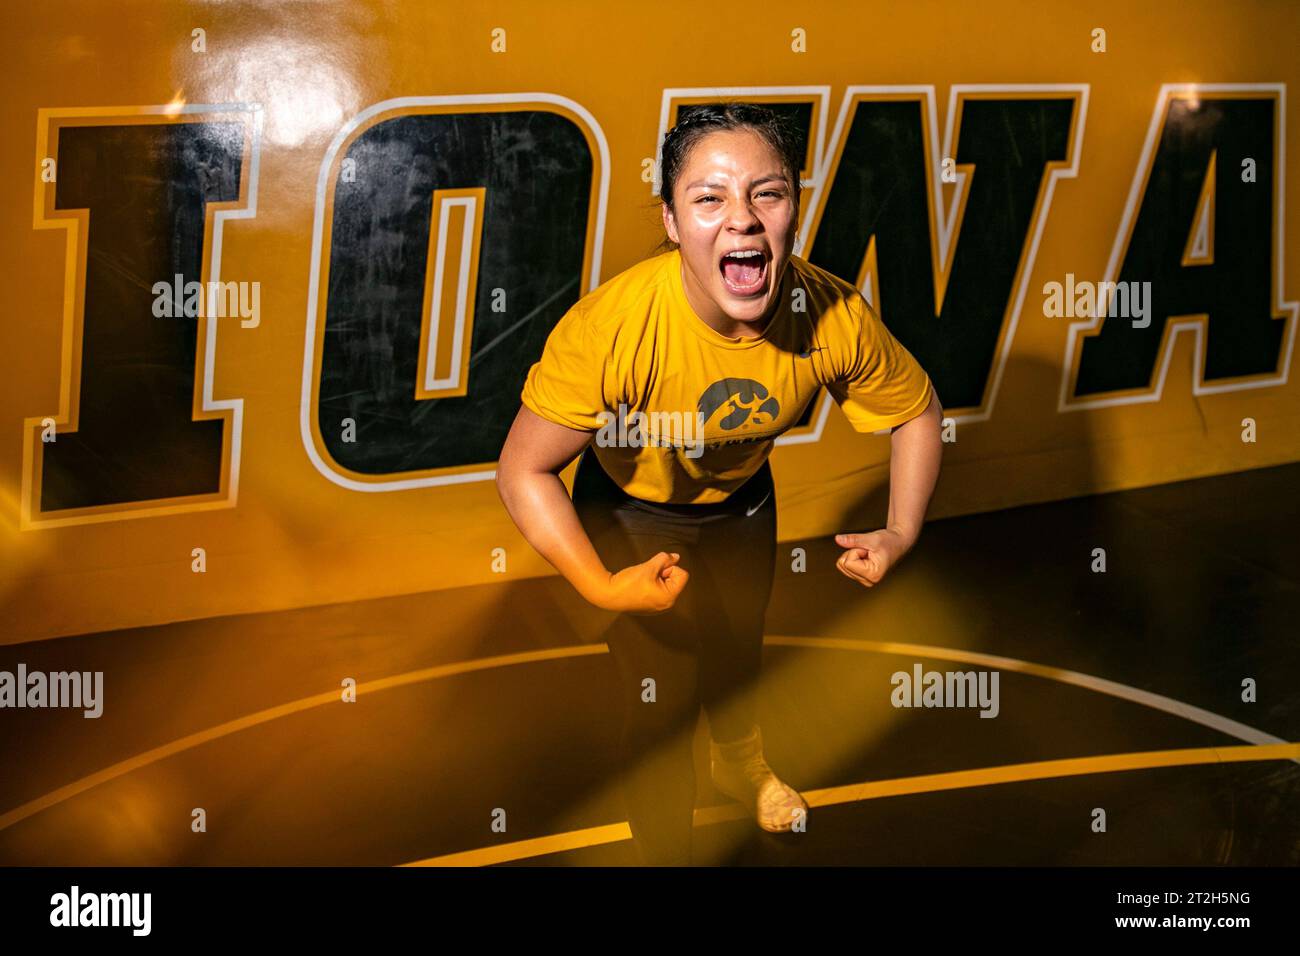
[398,741,1300,866]
[0,638,1289,840]
[0,646,606,833]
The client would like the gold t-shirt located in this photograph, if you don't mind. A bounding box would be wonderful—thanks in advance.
[520,248,933,504]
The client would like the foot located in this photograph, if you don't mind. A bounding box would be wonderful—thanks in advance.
[710,726,808,833]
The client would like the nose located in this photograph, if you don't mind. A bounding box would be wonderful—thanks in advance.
[723,197,761,231]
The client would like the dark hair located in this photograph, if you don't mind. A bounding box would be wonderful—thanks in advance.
[649,102,803,255]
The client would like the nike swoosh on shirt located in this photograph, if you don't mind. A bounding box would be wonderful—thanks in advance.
[745,491,771,517]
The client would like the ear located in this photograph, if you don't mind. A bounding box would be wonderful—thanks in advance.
[661,202,678,244]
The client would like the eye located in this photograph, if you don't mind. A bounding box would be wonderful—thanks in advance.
[696,195,720,203]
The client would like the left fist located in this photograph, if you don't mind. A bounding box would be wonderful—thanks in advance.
[833,529,913,588]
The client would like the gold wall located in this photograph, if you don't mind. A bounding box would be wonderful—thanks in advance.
[2,0,1297,641]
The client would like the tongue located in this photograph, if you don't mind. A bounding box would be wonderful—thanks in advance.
[723,259,762,287]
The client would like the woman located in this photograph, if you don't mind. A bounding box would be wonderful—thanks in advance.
[495,103,943,866]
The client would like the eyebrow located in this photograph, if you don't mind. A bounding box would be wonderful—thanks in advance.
[685,175,790,191]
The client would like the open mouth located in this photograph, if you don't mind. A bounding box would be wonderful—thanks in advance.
[719,249,768,297]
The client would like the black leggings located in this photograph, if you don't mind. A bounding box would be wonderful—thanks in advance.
[571,449,777,865]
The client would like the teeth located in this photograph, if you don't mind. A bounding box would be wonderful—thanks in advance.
[726,250,763,259]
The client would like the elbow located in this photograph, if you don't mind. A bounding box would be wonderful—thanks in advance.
[494,443,516,506]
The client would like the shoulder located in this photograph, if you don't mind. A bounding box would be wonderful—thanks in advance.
[570,250,677,340]
[785,254,866,340]
[786,253,857,298]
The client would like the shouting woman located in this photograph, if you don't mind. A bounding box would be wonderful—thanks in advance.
[495,102,943,865]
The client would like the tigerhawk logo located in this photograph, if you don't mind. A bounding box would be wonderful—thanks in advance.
[697,378,780,431]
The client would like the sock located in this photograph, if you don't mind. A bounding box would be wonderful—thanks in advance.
[710,725,808,833]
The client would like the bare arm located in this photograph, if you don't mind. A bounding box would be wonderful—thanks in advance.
[834,388,944,585]
[885,387,944,549]
[495,405,609,604]
[495,405,688,612]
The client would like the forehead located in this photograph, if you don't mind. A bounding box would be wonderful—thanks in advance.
[680,128,782,177]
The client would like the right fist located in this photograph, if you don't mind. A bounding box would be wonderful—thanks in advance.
[600,551,689,614]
